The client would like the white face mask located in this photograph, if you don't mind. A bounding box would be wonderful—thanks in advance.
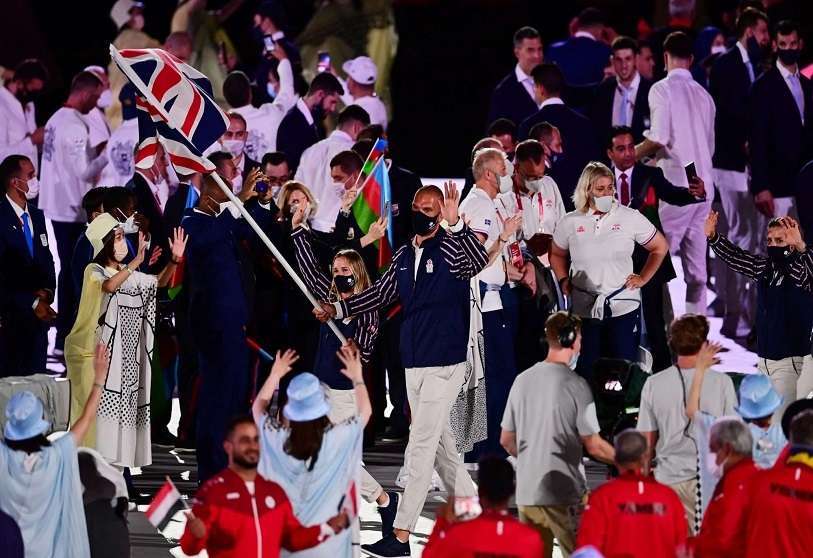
[266,82,277,99]
[526,178,544,193]
[710,45,726,55]
[221,139,245,157]
[219,200,241,219]
[17,177,39,200]
[593,195,614,213]
[568,351,580,370]
[113,238,128,262]
[120,213,139,234]
[97,89,113,109]
[499,159,515,193]
[706,451,726,480]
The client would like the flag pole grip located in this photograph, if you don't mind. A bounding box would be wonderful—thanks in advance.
[210,173,348,345]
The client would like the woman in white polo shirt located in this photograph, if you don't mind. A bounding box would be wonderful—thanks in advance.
[550,162,668,380]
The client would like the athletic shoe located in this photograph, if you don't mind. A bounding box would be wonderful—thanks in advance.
[361,535,410,557]
[377,491,399,538]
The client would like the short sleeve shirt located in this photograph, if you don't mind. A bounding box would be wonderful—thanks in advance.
[502,361,601,506]
[497,175,566,239]
[459,187,506,311]
[553,203,656,318]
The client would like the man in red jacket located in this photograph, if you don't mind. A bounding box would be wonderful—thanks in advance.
[575,430,688,557]
[743,410,813,558]
[692,418,759,557]
[423,457,544,557]
[180,415,348,558]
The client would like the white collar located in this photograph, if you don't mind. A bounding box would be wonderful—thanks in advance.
[296,98,314,126]
[613,165,634,182]
[777,59,800,80]
[539,97,565,110]
[329,129,353,143]
[574,30,597,41]
[5,193,26,218]
[736,40,750,64]
[515,64,533,83]
[617,71,641,92]
[666,68,693,79]
[192,208,211,216]
[472,185,496,202]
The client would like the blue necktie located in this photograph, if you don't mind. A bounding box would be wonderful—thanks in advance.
[618,86,630,126]
[747,61,755,83]
[21,213,33,257]
[788,74,805,123]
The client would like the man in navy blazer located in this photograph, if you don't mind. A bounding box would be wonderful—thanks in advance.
[546,7,612,86]
[519,63,600,207]
[589,36,653,144]
[749,20,813,220]
[487,26,543,130]
[276,72,343,172]
[0,155,56,376]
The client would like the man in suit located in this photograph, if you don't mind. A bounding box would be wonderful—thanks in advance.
[214,112,261,194]
[607,127,706,371]
[749,19,813,220]
[709,7,770,338]
[519,63,600,208]
[276,72,344,172]
[126,142,170,268]
[546,7,611,86]
[0,155,56,376]
[590,36,653,145]
[487,26,543,130]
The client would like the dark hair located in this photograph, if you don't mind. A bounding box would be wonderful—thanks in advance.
[0,154,28,191]
[330,150,363,174]
[226,111,247,129]
[528,121,556,143]
[638,38,653,52]
[514,139,545,165]
[487,118,516,139]
[544,311,582,348]
[663,31,694,59]
[70,71,102,93]
[102,186,135,215]
[208,150,234,171]
[531,63,564,96]
[284,416,331,471]
[225,414,256,440]
[4,433,51,453]
[790,410,813,446]
[352,139,374,160]
[775,19,800,39]
[513,26,540,47]
[612,36,639,55]
[578,7,606,28]
[607,125,635,149]
[337,105,371,129]
[614,429,648,465]
[261,151,289,168]
[736,8,768,38]
[82,187,107,216]
[477,457,514,504]
[14,59,48,83]
[668,314,710,355]
[255,0,288,30]
[223,71,251,108]
[357,124,386,143]
[308,72,344,96]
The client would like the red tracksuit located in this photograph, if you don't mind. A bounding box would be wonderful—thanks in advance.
[576,472,687,558]
[423,510,544,558]
[743,455,813,558]
[692,458,759,557]
[180,468,326,558]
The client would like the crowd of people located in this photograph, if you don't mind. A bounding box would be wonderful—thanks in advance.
[2,0,813,557]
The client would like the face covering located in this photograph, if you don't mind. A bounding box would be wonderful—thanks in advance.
[710,45,726,55]
[219,200,241,219]
[767,245,791,263]
[334,274,356,293]
[706,451,726,480]
[593,195,614,213]
[568,352,580,370]
[221,139,245,157]
[113,238,128,262]
[97,89,113,109]
[777,48,801,66]
[411,210,438,236]
[120,213,139,234]
[15,177,39,200]
[266,82,277,100]
[526,178,545,193]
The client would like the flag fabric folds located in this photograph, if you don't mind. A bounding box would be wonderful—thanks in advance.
[145,478,185,531]
[351,138,394,270]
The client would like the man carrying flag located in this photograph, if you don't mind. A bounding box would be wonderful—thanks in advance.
[351,137,395,271]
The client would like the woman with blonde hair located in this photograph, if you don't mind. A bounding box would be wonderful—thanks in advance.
[549,161,669,380]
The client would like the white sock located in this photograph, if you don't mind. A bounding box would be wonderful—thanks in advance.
[378,492,390,508]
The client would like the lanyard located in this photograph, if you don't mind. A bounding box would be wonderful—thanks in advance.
[511,192,544,228]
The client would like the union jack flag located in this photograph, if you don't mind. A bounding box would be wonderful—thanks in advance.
[109,45,229,175]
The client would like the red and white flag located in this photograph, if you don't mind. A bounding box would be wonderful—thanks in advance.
[145,477,186,531]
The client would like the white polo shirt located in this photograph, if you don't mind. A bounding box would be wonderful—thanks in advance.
[0,85,38,173]
[459,186,506,312]
[497,176,566,239]
[99,118,138,187]
[552,203,656,319]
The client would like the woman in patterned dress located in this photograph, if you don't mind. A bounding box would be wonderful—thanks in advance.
[66,213,186,468]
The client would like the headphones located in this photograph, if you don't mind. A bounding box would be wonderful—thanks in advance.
[558,313,578,348]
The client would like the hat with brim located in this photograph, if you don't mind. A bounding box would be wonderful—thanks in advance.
[342,56,377,85]
[736,373,784,420]
[782,397,813,438]
[4,391,50,441]
[86,213,121,258]
[283,373,330,422]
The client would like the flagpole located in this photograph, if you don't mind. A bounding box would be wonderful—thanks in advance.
[350,136,381,190]
[354,154,386,198]
[110,45,347,344]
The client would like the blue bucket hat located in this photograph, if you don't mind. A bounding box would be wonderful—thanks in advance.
[283,373,330,422]
[4,391,50,441]
[736,374,784,419]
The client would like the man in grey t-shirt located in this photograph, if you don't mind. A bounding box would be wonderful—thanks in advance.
[637,314,736,532]
[501,312,615,558]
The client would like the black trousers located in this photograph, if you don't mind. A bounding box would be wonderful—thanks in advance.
[0,310,48,377]
[51,221,84,350]
[641,281,672,372]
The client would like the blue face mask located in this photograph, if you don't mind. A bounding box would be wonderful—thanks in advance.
[266,82,277,100]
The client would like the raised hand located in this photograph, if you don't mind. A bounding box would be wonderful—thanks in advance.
[780,216,806,251]
[313,302,337,323]
[704,211,718,239]
[133,231,148,267]
[239,168,263,202]
[291,202,309,228]
[186,511,207,539]
[341,187,357,212]
[367,216,387,241]
[688,176,706,199]
[337,342,363,382]
[696,341,722,372]
[270,349,300,379]
[502,213,522,239]
[148,247,163,267]
[93,343,110,386]
[440,181,461,226]
[169,227,188,261]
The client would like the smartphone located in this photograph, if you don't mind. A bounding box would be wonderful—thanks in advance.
[317,51,331,73]
[263,35,276,57]
[255,181,269,194]
[684,161,698,183]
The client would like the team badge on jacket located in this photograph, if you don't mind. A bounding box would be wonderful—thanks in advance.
[425,259,434,274]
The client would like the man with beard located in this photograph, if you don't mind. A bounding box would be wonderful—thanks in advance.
[0,59,48,174]
[181,416,349,558]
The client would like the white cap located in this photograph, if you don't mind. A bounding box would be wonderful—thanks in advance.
[342,56,377,85]
[110,0,143,28]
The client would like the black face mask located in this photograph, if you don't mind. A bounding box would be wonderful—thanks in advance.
[334,274,356,293]
[767,245,791,263]
[411,210,438,236]
[777,48,801,66]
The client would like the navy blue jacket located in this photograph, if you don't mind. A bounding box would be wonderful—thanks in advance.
[546,37,611,86]
[487,72,539,129]
[588,75,652,144]
[709,46,756,172]
[276,106,319,172]
[338,224,488,368]
[0,198,56,315]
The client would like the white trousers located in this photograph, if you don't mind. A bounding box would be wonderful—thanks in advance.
[757,355,813,421]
